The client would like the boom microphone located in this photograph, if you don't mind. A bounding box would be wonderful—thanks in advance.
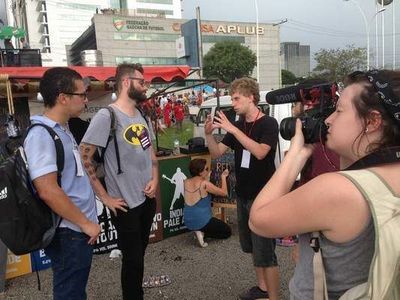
[266,85,304,105]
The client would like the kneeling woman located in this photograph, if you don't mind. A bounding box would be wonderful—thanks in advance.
[184,159,232,247]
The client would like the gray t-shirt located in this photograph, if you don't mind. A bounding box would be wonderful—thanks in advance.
[82,105,155,208]
[289,219,374,300]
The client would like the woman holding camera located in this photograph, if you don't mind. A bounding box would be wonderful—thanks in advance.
[249,70,400,299]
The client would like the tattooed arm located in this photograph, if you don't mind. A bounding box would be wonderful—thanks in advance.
[143,145,159,199]
[79,143,128,215]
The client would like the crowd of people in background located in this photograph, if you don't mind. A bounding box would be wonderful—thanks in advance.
[141,88,220,133]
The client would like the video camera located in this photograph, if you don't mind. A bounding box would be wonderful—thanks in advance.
[266,83,339,143]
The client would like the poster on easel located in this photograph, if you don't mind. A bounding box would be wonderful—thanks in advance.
[159,156,190,238]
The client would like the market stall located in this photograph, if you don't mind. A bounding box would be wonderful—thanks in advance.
[0,65,205,278]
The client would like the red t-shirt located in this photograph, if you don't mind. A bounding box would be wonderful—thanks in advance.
[300,143,339,184]
[174,105,184,121]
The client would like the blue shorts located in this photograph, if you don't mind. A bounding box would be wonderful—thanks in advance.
[236,197,278,268]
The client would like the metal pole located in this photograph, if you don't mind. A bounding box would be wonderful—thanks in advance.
[344,0,386,70]
[382,1,385,68]
[254,0,260,82]
[376,2,379,68]
[393,0,396,70]
[196,7,204,78]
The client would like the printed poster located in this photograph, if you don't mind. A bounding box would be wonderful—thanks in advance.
[5,250,31,279]
[159,156,190,238]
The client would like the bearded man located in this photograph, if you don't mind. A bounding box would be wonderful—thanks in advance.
[80,63,158,300]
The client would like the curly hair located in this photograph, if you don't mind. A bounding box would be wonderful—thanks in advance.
[230,77,260,104]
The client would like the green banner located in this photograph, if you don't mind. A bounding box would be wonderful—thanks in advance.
[159,156,191,238]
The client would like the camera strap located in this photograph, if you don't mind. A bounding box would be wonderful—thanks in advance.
[345,146,400,171]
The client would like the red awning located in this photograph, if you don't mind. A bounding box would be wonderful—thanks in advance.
[0,66,191,82]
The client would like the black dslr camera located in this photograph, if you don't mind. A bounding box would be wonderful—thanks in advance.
[266,83,339,143]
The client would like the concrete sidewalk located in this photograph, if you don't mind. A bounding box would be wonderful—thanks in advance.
[4,214,296,299]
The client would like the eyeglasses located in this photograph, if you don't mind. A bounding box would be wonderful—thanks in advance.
[127,77,150,87]
[62,92,88,99]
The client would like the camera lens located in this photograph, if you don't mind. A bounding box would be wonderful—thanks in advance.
[279,117,297,141]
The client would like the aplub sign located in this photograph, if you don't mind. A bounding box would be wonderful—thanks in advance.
[172,23,265,35]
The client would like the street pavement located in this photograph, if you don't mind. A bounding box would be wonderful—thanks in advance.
[4,210,296,299]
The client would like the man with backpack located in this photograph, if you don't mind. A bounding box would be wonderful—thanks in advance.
[80,63,158,300]
[24,67,100,300]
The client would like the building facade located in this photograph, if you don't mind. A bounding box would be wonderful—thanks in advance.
[281,42,310,78]
[70,14,281,90]
[9,0,182,66]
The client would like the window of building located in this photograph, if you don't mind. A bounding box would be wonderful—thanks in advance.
[56,2,98,10]
[114,32,179,41]
[136,8,174,16]
[115,56,186,65]
[202,36,245,43]
[137,0,173,4]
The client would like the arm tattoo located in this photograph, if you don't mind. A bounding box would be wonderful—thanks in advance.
[80,144,98,183]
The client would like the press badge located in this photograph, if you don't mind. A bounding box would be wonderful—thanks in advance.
[73,149,84,177]
[138,127,151,151]
[240,150,251,169]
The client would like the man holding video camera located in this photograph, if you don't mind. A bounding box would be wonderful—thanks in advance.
[205,77,280,300]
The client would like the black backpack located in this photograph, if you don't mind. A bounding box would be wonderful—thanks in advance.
[0,123,64,255]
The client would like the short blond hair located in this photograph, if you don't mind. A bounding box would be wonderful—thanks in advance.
[230,77,260,104]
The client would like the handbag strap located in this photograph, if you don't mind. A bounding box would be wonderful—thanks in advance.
[311,231,329,300]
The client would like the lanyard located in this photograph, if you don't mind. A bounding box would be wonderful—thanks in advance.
[243,109,260,137]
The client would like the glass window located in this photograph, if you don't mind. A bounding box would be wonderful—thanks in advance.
[114,32,179,41]
[197,108,212,124]
[220,107,236,124]
[137,0,173,3]
[115,56,186,65]
[203,36,245,44]
[136,8,173,16]
[258,104,269,115]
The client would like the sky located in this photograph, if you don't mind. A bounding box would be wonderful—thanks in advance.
[182,0,400,69]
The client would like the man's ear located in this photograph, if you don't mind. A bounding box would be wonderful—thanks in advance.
[57,93,69,106]
[366,110,382,132]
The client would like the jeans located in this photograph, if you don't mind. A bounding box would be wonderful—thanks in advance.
[45,228,93,300]
[111,197,156,300]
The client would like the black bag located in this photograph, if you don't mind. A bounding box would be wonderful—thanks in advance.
[0,123,64,255]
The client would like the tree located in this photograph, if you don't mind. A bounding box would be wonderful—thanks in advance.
[203,41,257,83]
[313,45,367,82]
[281,69,298,85]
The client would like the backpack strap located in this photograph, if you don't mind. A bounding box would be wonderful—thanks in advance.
[310,231,329,300]
[136,106,150,127]
[27,123,64,186]
[101,106,123,175]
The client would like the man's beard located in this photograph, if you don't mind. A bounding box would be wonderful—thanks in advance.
[128,86,147,103]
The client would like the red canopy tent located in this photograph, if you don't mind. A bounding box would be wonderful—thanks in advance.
[0,66,192,96]
[0,65,191,81]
